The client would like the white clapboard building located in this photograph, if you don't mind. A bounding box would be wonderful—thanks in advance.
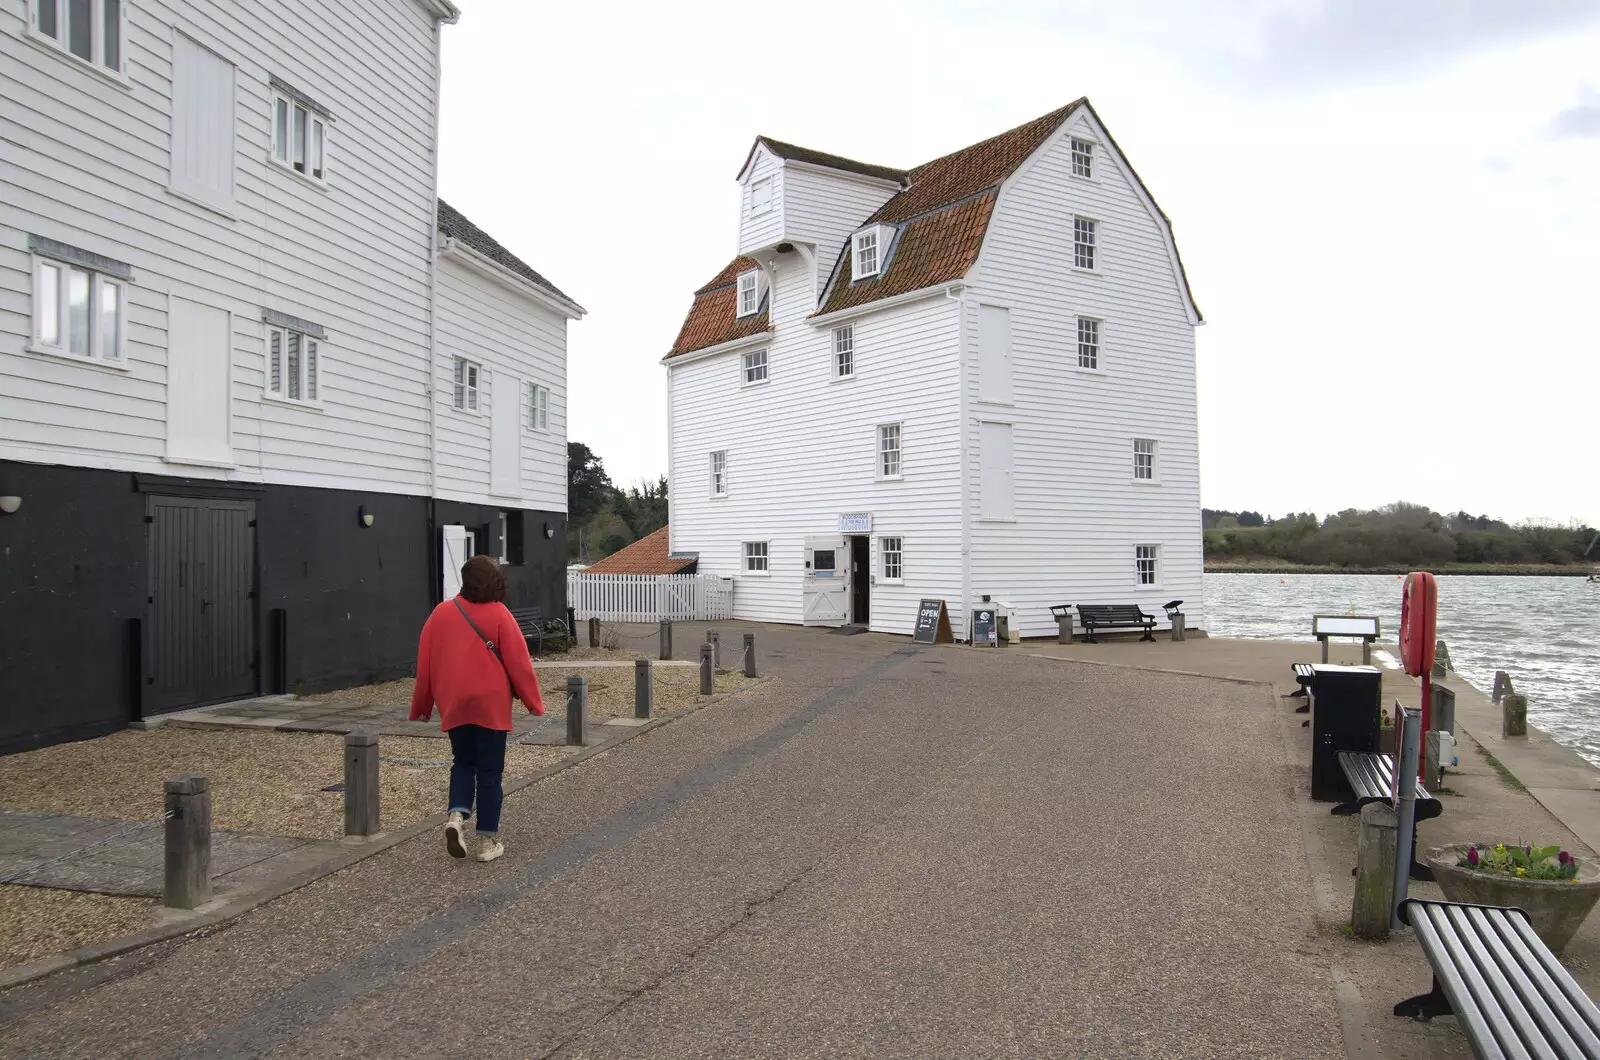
[663,100,1203,640]
[0,0,582,751]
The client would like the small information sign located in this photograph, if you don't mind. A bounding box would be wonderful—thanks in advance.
[912,598,953,644]
[838,512,872,534]
[971,608,998,648]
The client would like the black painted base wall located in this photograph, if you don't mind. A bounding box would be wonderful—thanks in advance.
[0,459,566,754]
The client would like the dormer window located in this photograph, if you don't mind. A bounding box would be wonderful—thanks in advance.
[854,229,880,278]
[736,269,763,318]
[749,176,773,216]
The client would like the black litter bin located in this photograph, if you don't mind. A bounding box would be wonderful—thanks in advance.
[1309,664,1382,801]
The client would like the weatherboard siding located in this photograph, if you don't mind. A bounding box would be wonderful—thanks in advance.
[0,0,440,493]
[668,257,963,637]
[736,147,784,255]
[433,255,568,511]
[962,111,1204,636]
[780,165,900,297]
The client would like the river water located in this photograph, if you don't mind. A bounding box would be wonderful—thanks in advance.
[1202,573,1599,766]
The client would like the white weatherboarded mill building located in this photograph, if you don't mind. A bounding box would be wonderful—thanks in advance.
[663,99,1204,641]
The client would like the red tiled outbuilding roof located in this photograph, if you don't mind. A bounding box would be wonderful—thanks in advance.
[580,527,696,575]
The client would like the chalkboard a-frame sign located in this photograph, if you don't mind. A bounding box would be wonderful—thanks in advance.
[912,599,953,644]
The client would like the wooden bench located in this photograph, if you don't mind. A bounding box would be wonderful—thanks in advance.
[1051,603,1156,644]
[508,606,568,657]
[1290,662,1314,713]
[1395,899,1600,1057]
[1312,614,1380,665]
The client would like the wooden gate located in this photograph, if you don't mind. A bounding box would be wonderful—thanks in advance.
[145,496,257,713]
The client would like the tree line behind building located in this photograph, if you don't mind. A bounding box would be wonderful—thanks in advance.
[567,442,668,563]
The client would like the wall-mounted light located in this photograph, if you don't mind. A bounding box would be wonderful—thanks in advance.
[0,495,20,515]
[358,505,375,528]
[542,522,554,539]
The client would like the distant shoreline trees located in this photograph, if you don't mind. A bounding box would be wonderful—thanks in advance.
[1203,503,1596,568]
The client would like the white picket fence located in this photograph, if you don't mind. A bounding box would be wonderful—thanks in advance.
[567,572,733,622]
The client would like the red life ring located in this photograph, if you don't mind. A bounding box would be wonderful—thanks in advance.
[1399,572,1437,677]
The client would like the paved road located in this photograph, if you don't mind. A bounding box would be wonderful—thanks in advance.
[0,627,1342,1058]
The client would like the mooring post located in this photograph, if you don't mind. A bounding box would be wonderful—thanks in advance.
[1352,802,1397,940]
[707,630,720,670]
[1391,708,1422,929]
[1432,638,1451,678]
[163,773,212,910]
[567,674,588,746]
[699,643,714,695]
[588,617,600,649]
[1502,693,1528,738]
[742,633,757,678]
[659,619,672,661]
[1492,671,1513,705]
[635,657,653,719]
[344,731,381,838]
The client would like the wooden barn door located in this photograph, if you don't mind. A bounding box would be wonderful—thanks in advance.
[146,496,257,712]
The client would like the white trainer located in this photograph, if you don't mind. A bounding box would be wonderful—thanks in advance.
[444,812,467,859]
[476,835,504,863]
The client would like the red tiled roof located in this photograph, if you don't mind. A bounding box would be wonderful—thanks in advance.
[667,257,773,358]
[580,527,696,575]
[816,191,997,314]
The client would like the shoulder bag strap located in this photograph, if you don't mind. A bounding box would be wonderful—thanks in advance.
[453,598,505,665]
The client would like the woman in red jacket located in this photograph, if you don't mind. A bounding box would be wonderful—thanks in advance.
[410,556,544,862]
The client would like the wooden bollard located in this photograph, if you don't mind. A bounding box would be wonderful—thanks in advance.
[567,675,588,746]
[344,731,381,837]
[707,630,720,670]
[1432,639,1451,678]
[659,619,672,661]
[1493,671,1513,705]
[1502,692,1528,738]
[699,644,714,695]
[164,773,212,910]
[742,633,757,678]
[1351,801,1397,940]
[588,617,600,648]
[635,658,653,719]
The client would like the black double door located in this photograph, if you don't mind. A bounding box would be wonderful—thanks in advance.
[146,495,258,713]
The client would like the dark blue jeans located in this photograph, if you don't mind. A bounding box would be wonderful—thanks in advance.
[447,724,507,835]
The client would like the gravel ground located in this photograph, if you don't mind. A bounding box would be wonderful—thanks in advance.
[0,729,575,840]
[333,668,756,721]
[0,886,155,971]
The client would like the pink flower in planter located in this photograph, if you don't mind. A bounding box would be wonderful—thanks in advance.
[1559,851,1572,865]
[1467,845,1480,867]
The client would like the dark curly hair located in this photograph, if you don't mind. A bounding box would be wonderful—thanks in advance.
[459,555,506,603]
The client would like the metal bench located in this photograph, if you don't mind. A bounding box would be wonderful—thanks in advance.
[1290,662,1314,712]
[1337,750,1442,880]
[507,606,568,657]
[1051,603,1157,643]
[1395,899,1600,1058]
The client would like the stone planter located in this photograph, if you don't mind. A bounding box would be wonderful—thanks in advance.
[1425,844,1600,952]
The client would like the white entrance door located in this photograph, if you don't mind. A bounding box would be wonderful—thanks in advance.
[801,535,849,626]
[442,525,472,599]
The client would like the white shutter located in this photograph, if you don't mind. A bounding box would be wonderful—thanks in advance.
[977,304,1012,404]
[979,421,1014,520]
[490,372,521,497]
[170,34,236,210]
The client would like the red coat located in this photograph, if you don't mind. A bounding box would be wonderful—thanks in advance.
[409,597,544,731]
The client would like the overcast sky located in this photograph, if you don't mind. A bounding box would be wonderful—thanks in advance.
[437,1,1600,527]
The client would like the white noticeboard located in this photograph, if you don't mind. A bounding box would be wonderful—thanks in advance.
[1313,615,1380,637]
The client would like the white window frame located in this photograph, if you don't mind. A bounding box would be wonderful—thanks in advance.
[29,254,127,367]
[1133,438,1159,483]
[527,382,550,431]
[1071,137,1095,179]
[854,229,880,278]
[270,91,329,186]
[26,0,128,82]
[833,325,855,379]
[878,422,903,480]
[1136,544,1161,587]
[736,269,761,318]
[749,176,773,216]
[1076,316,1102,371]
[452,356,481,413]
[1073,216,1098,271]
[879,536,904,584]
[741,348,769,387]
[265,324,322,405]
[710,450,728,498]
[743,540,769,575]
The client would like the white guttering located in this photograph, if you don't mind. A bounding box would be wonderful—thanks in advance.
[419,0,461,23]
[953,287,971,643]
[659,329,773,367]
[439,240,586,320]
[806,281,963,329]
[424,20,445,505]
